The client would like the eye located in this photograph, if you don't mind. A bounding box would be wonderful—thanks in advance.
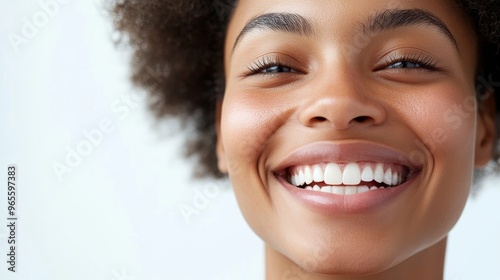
[376,53,441,72]
[245,55,301,76]
[387,61,424,69]
[260,65,296,73]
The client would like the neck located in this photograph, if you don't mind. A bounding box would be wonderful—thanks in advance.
[265,238,447,280]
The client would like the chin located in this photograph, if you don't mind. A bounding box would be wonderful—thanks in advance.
[274,232,407,276]
[297,258,394,276]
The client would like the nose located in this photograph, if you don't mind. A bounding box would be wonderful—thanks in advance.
[298,71,386,130]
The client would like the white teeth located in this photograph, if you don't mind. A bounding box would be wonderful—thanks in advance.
[321,186,332,193]
[392,172,398,186]
[324,163,342,185]
[290,162,406,188]
[305,185,372,195]
[383,168,392,185]
[304,166,313,185]
[298,170,305,186]
[332,186,344,195]
[342,163,361,185]
[374,163,384,183]
[361,166,374,182]
[313,166,323,182]
[370,186,378,191]
[345,186,358,195]
[358,186,369,193]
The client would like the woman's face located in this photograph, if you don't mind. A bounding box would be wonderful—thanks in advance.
[217,0,493,274]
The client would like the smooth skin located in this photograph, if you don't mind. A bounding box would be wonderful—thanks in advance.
[216,0,496,279]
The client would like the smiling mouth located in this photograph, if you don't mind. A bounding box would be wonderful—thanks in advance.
[284,162,412,195]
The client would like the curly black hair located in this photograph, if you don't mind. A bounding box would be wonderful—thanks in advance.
[112,0,500,179]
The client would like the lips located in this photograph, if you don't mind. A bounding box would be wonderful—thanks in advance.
[273,142,422,211]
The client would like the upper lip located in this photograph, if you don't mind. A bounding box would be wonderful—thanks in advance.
[272,141,423,175]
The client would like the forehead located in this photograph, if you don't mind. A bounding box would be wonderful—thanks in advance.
[224,0,475,66]
[228,0,459,34]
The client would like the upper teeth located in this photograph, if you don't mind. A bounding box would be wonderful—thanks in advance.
[289,162,406,187]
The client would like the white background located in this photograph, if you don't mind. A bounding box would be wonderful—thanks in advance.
[0,1,499,279]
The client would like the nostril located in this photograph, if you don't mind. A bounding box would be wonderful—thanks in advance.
[310,115,372,125]
[353,116,370,123]
[312,116,328,122]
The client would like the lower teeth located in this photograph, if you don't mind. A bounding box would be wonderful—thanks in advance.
[304,185,386,195]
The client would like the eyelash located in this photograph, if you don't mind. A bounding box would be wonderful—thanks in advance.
[379,53,440,71]
[245,53,440,76]
[245,56,298,76]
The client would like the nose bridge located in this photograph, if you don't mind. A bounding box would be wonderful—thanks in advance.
[298,60,386,130]
[319,61,360,101]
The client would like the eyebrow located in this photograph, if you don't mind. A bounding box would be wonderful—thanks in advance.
[232,9,458,51]
[362,9,458,49]
[233,13,313,50]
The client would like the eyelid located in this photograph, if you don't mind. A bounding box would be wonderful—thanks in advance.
[373,50,442,72]
[243,53,305,77]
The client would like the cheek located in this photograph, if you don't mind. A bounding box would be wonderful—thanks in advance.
[221,104,271,175]
[401,85,477,247]
[412,93,477,164]
[220,91,291,176]
[413,86,477,184]
[219,94,287,232]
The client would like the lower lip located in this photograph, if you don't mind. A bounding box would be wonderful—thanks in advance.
[276,175,417,215]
